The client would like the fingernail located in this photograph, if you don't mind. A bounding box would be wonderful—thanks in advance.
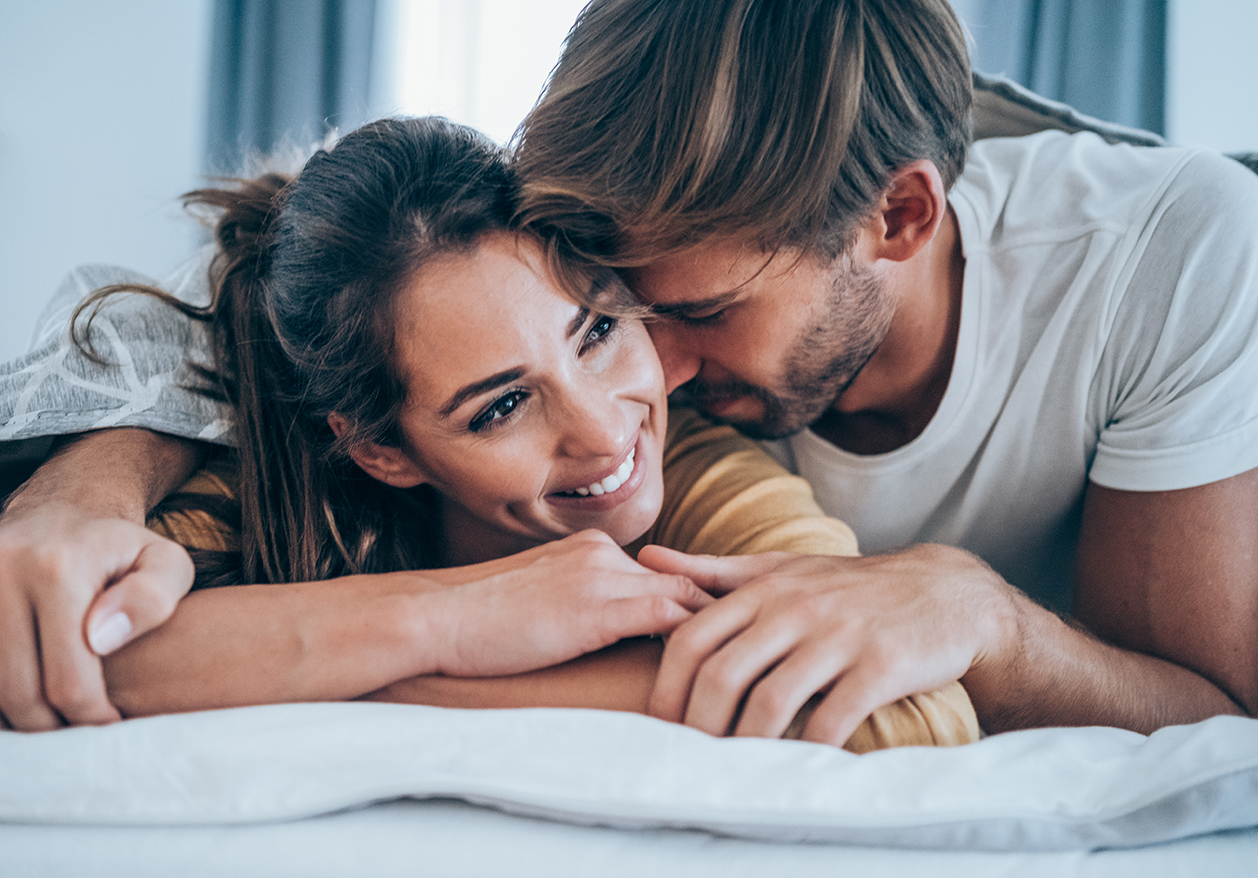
[88,612,133,655]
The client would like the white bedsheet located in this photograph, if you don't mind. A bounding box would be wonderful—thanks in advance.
[3,702,1257,864]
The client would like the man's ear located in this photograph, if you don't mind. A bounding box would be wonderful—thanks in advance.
[328,413,427,488]
[861,160,948,263]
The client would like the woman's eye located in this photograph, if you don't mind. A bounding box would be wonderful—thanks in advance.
[469,390,528,433]
[581,315,619,351]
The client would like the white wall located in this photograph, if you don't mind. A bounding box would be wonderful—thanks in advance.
[0,0,213,362]
[1165,0,1258,151]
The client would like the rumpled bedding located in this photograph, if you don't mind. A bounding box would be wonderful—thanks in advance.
[3,702,1256,851]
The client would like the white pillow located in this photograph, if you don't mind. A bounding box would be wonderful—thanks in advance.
[2,702,1256,851]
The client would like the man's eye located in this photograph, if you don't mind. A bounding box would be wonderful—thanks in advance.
[469,390,528,432]
[675,309,726,327]
[581,315,620,350]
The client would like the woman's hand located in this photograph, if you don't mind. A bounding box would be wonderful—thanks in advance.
[419,529,713,677]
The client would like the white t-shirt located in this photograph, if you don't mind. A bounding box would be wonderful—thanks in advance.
[763,131,1258,610]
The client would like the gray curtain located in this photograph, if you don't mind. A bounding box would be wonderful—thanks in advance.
[207,0,377,172]
[962,0,1167,135]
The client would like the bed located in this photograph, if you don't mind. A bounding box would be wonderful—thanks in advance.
[3,75,1258,875]
[3,703,1258,875]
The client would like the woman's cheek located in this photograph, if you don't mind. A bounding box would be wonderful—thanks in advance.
[620,326,667,396]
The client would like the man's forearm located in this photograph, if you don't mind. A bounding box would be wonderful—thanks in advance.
[4,428,204,522]
[962,589,1245,735]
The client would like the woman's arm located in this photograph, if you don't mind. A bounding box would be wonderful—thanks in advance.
[362,637,663,714]
[116,413,977,751]
[103,529,711,717]
[361,410,978,751]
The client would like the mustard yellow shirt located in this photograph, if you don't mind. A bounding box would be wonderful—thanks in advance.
[149,407,978,752]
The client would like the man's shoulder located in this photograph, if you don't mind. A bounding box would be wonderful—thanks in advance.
[955,132,1257,250]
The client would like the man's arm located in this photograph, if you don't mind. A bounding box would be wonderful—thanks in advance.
[0,428,202,730]
[1068,470,1258,721]
[640,471,1254,743]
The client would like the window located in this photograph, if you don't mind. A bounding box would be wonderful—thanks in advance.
[373,0,589,145]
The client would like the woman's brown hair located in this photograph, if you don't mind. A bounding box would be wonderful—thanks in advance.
[76,117,518,585]
[514,0,972,273]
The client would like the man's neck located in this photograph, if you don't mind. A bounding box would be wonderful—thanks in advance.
[812,207,965,455]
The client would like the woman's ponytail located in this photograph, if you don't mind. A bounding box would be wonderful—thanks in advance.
[77,118,518,585]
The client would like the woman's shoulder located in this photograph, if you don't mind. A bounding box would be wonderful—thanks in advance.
[648,405,858,558]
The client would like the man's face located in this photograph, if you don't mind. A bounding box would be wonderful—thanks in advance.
[628,239,896,439]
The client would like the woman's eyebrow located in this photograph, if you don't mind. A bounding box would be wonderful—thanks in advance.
[566,308,590,339]
[440,368,526,418]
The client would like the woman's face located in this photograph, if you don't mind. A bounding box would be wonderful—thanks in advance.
[376,232,667,558]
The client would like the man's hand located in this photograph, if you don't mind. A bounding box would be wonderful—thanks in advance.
[0,428,200,731]
[0,504,193,729]
[637,544,1018,746]
[423,530,714,678]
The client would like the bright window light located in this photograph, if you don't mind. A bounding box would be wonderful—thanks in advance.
[373,0,590,145]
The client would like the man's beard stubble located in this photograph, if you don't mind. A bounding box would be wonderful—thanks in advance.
[676,255,894,440]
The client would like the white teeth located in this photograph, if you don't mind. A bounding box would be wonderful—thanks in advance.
[567,448,635,497]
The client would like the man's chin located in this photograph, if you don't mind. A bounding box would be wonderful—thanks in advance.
[694,398,806,441]
[673,383,820,440]
[697,395,760,422]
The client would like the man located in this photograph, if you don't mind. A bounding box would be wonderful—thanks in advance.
[2,0,1256,742]
[509,0,1258,744]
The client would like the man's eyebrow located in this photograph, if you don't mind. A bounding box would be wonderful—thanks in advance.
[645,291,741,320]
[440,368,526,418]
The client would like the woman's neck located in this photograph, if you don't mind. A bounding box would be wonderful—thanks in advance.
[438,497,544,567]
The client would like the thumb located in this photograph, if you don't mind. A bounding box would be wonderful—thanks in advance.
[85,537,195,656]
[636,545,777,594]
[598,592,696,642]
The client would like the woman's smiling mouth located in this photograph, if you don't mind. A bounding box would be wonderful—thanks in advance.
[564,447,635,496]
[549,439,646,509]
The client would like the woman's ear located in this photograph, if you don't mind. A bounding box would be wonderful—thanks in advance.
[860,159,949,263]
[328,413,427,488]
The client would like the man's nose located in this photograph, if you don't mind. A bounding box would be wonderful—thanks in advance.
[646,322,701,393]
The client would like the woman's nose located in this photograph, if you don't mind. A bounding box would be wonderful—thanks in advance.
[555,385,630,460]
[646,321,701,392]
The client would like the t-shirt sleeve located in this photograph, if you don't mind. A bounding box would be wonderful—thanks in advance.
[639,407,859,557]
[0,250,236,447]
[1089,151,1258,491]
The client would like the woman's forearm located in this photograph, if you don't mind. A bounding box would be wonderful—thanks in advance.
[361,637,663,713]
[102,532,712,718]
[103,572,446,716]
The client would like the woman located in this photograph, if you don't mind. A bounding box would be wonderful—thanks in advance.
[90,117,975,751]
